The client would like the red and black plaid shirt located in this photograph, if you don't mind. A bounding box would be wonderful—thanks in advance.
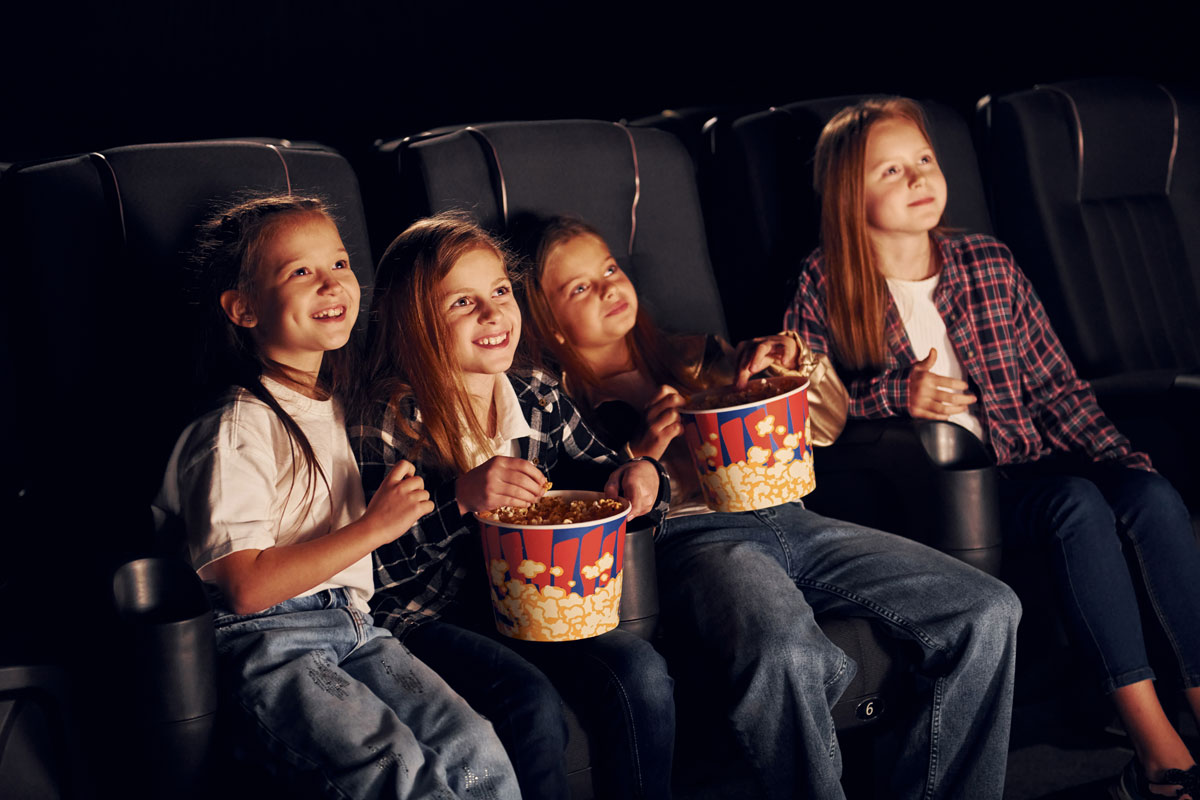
[783,232,1150,470]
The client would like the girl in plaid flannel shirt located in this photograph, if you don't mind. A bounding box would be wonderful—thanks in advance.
[351,213,674,800]
[785,96,1200,799]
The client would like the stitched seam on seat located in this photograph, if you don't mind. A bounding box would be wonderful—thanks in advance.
[263,143,292,194]
[1159,84,1180,194]
[90,152,126,246]
[1035,84,1085,203]
[464,127,508,228]
[613,122,640,256]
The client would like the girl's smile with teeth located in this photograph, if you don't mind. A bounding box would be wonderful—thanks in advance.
[474,331,510,347]
[312,306,346,319]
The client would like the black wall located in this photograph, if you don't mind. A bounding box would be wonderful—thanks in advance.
[3,1,1195,163]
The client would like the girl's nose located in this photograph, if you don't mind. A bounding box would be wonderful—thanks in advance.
[316,268,338,292]
[478,298,499,322]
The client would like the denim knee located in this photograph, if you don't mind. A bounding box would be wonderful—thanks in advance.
[1044,476,1113,533]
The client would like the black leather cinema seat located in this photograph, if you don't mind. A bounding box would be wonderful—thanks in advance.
[380,117,920,794]
[982,78,1200,513]
[379,120,729,339]
[1,139,373,799]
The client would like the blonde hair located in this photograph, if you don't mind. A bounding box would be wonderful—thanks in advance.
[365,212,513,474]
[814,97,941,369]
[522,216,703,409]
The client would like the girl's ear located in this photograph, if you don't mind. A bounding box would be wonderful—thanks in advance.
[554,330,566,345]
[220,290,257,328]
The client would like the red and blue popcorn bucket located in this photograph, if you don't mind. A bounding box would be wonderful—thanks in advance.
[475,491,631,642]
[679,376,814,512]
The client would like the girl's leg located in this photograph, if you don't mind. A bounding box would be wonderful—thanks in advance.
[1113,680,1195,782]
[216,593,517,799]
[508,628,675,800]
[657,525,854,800]
[1003,467,1200,786]
[1085,466,1200,693]
[405,620,570,799]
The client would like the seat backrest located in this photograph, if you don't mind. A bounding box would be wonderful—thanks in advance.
[714,95,992,342]
[1,140,372,564]
[983,78,1200,376]
[392,119,728,339]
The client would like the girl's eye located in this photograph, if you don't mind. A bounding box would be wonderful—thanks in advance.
[450,296,470,309]
[604,264,617,277]
[570,283,588,296]
[494,284,511,298]
[333,259,349,270]
[292,267,310,277]
[884,166,899,176]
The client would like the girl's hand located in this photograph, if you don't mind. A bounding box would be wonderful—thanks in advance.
[604,460,660,518]
[364,460,435,540]
[735,334,800,387]
[908,349,976,420]
[629,385,685,460]
[456,456,547,515]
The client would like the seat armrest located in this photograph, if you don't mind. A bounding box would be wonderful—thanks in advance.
[806,418,1002,575]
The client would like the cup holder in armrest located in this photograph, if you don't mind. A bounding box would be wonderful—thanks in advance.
[915,421,1001,575]
[807,418,1002,575]
[618,524,660,640]
[111,557,217,798]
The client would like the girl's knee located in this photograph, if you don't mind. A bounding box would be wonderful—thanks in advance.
[1041,476,1115,536]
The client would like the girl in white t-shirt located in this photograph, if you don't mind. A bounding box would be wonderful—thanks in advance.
[155,195,517,799]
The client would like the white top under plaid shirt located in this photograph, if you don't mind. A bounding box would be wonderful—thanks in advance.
[349,368,669,638]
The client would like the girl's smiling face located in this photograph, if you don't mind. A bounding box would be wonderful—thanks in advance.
[539,233,638,355]
[440,247,521,389]
[230,211,359,375]
[861,117,947,241]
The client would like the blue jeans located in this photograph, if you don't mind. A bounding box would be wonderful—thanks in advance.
[405,619,674,800]
[211,588,519,799]
[1000,461,1200,693]
[656,503,1021,800]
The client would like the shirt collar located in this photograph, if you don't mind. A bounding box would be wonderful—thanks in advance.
[494,375,534,445]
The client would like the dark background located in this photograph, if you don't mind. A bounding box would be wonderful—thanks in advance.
[2,1,1195,165]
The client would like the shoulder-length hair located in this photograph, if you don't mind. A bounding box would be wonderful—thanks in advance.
[364,212,512,474]
[194,193,354,515]
[814,96,941,370]
[521,215,704,410]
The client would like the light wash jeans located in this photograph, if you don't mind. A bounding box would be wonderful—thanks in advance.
[211,587,520,799]
[656,502,1021,800]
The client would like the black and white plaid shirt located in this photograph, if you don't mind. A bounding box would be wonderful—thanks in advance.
[349,368,669,638]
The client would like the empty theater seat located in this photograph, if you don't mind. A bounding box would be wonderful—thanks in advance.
[0,139,374,799]
[982,78,1200,512]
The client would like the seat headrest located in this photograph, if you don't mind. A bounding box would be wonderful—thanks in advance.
[1039,78,1179,200]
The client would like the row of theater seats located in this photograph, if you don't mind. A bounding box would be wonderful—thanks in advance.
[0,76,1195,798]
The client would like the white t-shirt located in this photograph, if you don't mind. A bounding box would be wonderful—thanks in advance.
[154,376,373,613]
[886,274,988,443]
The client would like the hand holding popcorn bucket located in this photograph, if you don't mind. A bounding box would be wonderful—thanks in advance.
[475,491,631,642]
[679,376,815,512]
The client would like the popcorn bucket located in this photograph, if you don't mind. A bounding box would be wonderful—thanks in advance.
[679,376,814,512]
[475,491,630,642]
